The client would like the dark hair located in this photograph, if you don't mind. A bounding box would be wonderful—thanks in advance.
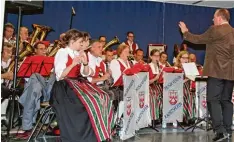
[150,49,159,56]
[127,31,134,36]
[34,41,45,49]
[83,31,91,39]
[180,43,188,51]
[105,48,113,52]
[173,44,180,57]
[99,36,106,40]
[135,48,143,54]
[4,23,15,30]
[160,51,168,57]
[216,9,230,22]
[148,49,160,63]
[63,29,84,45]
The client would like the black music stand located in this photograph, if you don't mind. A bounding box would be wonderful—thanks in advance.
[185,76,212,132]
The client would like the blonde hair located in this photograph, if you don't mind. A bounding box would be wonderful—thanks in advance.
[174,51,189,69]
[117,43,129,57]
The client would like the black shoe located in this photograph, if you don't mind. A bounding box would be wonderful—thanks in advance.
[212,133,227,141]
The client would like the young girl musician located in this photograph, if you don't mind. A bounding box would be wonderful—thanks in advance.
[50,29,113,142]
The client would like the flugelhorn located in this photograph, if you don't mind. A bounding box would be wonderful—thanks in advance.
[103,36,120,51]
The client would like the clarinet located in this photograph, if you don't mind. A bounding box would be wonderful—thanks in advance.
[104,62,113,86]
[156,61,161,73]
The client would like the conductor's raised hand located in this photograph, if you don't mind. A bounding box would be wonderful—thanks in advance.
[179,21,189,34]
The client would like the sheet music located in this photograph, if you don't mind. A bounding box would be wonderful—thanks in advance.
[182,63,199,81]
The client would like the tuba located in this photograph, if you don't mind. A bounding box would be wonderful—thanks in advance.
[103,36,120,51]
[30,24,52,45]
[4,42,34,88]
[47,40,64,57]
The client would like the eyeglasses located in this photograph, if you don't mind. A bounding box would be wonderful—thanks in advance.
[37,48,47,51]
[181,57,189,59]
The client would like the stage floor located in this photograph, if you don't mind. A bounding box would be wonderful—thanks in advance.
[5,127,233,142]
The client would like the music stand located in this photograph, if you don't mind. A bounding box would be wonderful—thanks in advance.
[185,76,212,132]
[17,56,54,78]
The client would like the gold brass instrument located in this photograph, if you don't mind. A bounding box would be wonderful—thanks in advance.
[40,26,52,41]
[30,24,43,45]
[30,24,52,45]
[47,40,64,57]
[103,36,120,51]
[5,42,34,88]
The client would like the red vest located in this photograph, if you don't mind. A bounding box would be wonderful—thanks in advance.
[66,55,81,78]
[86,52,106,79]
[125,41,137,53]
[113,60,130,86]
[93,62,106,78]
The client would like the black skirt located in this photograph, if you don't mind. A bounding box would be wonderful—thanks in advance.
[50,80,97,142]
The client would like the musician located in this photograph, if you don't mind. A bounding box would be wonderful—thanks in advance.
[104,48,114,67]
[159,52,171,68]
[50,29,113,142]
[86,40,110,85]
[34,41,48,56]
[148,49,163,124]
[109,44,131,116]
[174,51,196,124]
[99,35,107,46]
[132,48,145,65]
[1,43,14,123]
[173,44,180,64]
[124,31,139,54]
[16,41,55,140]
[189,53,203,71]
[59,33,66,41]
[180,43,188,51]
[3,23,15,44]
[19,27,29,42]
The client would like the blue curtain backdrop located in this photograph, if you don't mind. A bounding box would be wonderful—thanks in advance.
[5,1,234,64]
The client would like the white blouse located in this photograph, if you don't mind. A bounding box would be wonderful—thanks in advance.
[109,58,131,85]
[86,52,106,85]
[149,62,159,75]
[54,47,91,81]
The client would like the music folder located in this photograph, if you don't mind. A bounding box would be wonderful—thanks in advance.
[17,56,54,78]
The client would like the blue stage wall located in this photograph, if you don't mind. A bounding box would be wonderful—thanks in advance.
[6,1,234,64]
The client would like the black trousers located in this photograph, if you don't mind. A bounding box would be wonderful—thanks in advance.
[207,77,234,133]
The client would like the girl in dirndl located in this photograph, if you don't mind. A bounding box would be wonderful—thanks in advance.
[148,49,163,125]
[50,29,113,142]
[174,51,196,123]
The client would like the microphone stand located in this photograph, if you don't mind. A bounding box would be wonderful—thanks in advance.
[6,6,22,141]
[69,7,76,29]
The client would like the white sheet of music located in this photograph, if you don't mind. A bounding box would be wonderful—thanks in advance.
[182,63,199,81]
